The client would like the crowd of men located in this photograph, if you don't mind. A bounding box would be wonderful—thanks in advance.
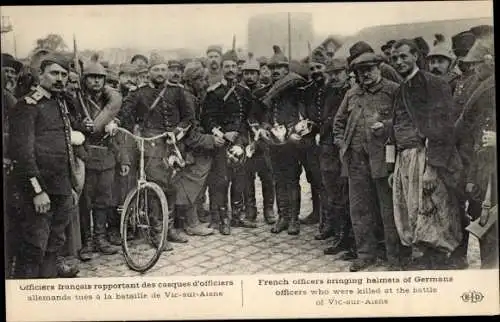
[2,23,497,279]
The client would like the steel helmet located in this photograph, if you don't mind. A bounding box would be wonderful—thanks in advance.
[83,62,107,77]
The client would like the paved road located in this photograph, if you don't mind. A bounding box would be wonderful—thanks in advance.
[77,174,481,278]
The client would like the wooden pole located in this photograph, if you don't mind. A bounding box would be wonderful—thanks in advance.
[287,12,292,61]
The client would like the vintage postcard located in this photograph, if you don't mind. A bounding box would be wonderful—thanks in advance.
[2,2,498,321]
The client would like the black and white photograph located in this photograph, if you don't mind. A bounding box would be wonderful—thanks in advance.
[2,1,498,320]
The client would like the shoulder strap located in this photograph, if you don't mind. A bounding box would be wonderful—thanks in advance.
[148,86,167,111]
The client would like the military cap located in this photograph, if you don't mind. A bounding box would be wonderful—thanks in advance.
[149,55,167,68]
[427,34,456,61]
[325,58,347,72]
[183,61,206,82]
[83,62,107,76]
[462,39,494,63]
[136,66,149,75]
[106,68,119,82]
[168,59,184,69]
[381,40,396,52]
[130,54,148,64]
[1,53,23,73]
[310,48,327,66]
[40,52,70,71]
[268,45,289,67]
[221,50,239,63]
[257,56,268,66]
[347,41,374,65]
[119,63,138,75]
[350,52,383,69]
[241,59,260,71]
[206,45,223,56]
[469,25,494,38]
[413,36,430,56]
[452,31,476,58]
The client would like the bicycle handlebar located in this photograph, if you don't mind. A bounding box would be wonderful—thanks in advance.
[116,127,172,142]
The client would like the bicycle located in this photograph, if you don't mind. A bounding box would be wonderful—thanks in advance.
[115,126,189,273]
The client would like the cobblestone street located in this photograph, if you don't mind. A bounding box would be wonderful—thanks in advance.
[78,174,481,278]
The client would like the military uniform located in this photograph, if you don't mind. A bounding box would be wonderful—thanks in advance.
[201,77,254,235]
[78,65,125,257]
[9,82,85,278]
[245,83,276,224]
[333,53,401,271]
[118,79,195,243]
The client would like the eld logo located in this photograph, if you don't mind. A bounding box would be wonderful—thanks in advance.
[461,291,484,303]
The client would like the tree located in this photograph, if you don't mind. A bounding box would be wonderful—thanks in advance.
[34,34,68,52]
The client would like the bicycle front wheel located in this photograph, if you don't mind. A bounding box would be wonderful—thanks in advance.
[120,182,169,272]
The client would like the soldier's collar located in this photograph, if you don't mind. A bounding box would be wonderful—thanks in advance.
[35,85,52,99]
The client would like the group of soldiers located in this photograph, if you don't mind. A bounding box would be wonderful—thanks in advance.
[2,23,497,279]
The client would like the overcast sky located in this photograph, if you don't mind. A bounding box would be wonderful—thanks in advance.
[0,1,493,57]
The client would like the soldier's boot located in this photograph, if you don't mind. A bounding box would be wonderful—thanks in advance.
[287,185,301,235]
[219,207,231,235]
[208,209,220,230]
[167,217,188,243]
[184,205,214,236]
[107,207,123,246]
[14,243,44,279]
[300,187,320,225]
[315,207,336,240]
[78,236,95,262]
[39,252,58,278]
[56,255,79,278]
[94,208,120,255]
[196,195,210,223]
[271,184,289,234]
[174,206,190,241]
[234,200,258,228]
[262,182,277,224]
[231,201,242,227]
[245,179,258,222]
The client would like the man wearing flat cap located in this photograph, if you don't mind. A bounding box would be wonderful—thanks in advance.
[453,36,497,270]
[201,49,256,235]
[389,39,464,270]
[347,41,403,84]
[8,53,88,278]
[206,45,223,86]
[118,55,196,249]
[117,63,138,98]
[298,49,330,236]
[333,52,402,272]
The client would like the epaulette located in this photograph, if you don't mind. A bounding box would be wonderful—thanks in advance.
[207,82,222,92]
[23,87,48,105]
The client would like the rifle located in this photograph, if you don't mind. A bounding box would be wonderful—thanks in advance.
[73,34,92,121]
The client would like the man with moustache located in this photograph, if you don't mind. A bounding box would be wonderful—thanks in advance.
[315,58,355,259]
[454,35,497,269]
[206,45,223,86]
[297,49,329,232]
[118,63,138,98]
[426,34,460,92]
[118,55,195,249]
[8,53,87,278]
[76,62,125,261]
[167,60,184,85]
[257,56,272,86]
[240,58,276,226]
[201,50,255,234]
[258,45,308,235]
[2,53,23,94]
[169,61,219,237]
[389,39,464,270]
[333,52,401,272]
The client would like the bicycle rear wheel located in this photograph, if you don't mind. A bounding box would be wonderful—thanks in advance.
[120,182,169,272]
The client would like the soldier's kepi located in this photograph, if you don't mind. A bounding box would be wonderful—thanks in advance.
[117,54,196,248]
[201,49,257,234]
[8,53,87,278]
